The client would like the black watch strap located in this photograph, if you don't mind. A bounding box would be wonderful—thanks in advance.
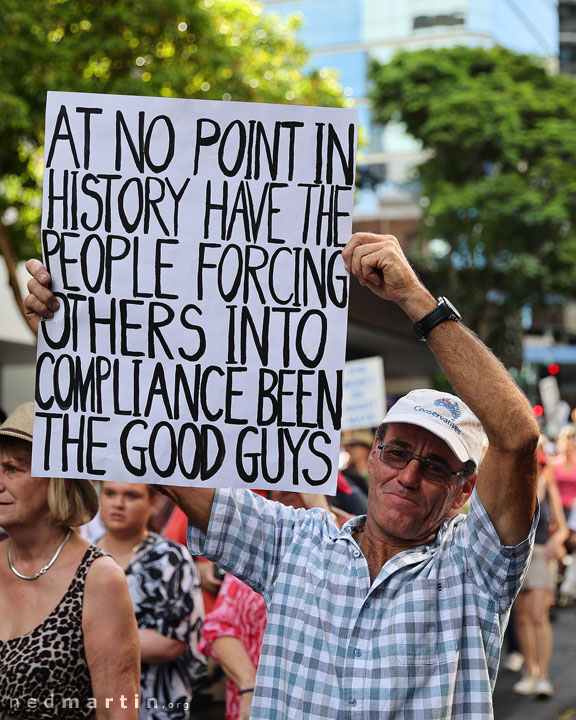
[413,297,462,341]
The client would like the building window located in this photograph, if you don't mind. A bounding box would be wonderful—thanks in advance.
[413,12,465,31]
[560,4,576,33]
[357,163,387,191]
[560,45,576,63]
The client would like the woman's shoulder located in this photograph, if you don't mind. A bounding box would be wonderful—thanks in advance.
[84,551,129,591]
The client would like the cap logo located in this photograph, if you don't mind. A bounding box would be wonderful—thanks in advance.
[434,398,461,419]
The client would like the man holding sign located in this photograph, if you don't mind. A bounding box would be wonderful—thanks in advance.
[25,231,538,719]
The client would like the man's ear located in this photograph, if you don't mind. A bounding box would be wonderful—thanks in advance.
[452,473,477,511]
[367,436,381,471]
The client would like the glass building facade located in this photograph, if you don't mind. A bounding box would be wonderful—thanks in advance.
[261,0,559,219]
[560,0,576,75]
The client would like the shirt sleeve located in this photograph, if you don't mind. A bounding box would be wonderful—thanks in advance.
[456,487,539,609]
[187,489,328,596]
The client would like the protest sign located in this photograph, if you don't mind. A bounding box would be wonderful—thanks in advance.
[342,356,386,431]
[32,91,357,492]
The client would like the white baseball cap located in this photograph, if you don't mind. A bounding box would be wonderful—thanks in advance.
[383,389,484,467]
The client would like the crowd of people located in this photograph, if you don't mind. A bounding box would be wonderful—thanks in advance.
[2,231,574,719]
[500,429,576,700]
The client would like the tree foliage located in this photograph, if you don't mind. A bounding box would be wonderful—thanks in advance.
[0,0,346,313]
[370,46,576,361]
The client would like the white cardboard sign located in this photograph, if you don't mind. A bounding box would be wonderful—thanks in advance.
[32,92,357,492]
[342,356,386,431]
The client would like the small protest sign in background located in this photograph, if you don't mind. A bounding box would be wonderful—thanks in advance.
[32,91,357,492]
[342,356,386,432]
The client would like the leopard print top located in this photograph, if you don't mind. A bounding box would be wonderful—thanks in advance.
[0,545,105,720]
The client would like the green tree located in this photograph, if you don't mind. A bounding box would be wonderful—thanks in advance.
[0,0,346,317]
[369,46,576,362]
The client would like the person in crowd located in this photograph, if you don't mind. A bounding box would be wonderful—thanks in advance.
[199,572,263,720]
[552,425,576,517]
[0,408,7,541]
[163,506,223,613]
[96,482,206,720]
[512,445,568,698]
[559,478,576,603]
[163,491,268,613]
[198,491,351,720]
[341,429,373,490]
[0,403,140,720]
[329,469,368,515]
[569,501,576,548]
[25,232,539,719]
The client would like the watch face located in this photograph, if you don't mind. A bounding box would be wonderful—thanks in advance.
[439,297,462,321]
[414,297,461,341]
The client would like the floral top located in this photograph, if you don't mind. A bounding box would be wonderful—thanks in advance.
[199,574,266,720]
[126,533,206,719]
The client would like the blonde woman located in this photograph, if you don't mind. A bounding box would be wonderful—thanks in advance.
[0,403,139,720]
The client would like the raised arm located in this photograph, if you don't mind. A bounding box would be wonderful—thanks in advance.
[343,233,539,546]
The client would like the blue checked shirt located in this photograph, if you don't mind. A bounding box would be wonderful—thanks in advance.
[188,488,536,719]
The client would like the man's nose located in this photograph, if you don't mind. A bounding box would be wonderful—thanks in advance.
[397,458,423,487]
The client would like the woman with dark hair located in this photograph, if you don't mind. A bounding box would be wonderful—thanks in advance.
[0,402,140,720]
[97,481,206,720]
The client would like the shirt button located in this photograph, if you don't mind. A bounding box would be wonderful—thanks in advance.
[353,550,361,558]
[348,698,357,706]
[354,648,362,657]
[365,600,371,609]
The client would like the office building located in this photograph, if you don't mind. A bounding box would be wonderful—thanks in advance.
[261,0,559,396]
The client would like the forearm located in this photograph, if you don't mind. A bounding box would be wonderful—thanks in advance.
[424,320,538,453]
[84,559,140,719]
[425,319,539,541]
[139,628,186,663]
[211,636,257,691]
[157,485,215,534]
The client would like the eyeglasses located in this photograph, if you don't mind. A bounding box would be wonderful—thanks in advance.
[377,444,465,485]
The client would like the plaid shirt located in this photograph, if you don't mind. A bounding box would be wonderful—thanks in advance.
[188,488,536,719]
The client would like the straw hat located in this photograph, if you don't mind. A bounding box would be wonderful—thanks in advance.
[0,402,99,517]
[0,401,34,442]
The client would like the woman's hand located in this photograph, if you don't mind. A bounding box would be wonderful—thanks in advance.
[196,559,223,595]
[545,535,566,562]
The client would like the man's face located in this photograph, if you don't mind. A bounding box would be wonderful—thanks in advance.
[366,423,474,546]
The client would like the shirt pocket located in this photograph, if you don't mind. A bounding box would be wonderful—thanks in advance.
[391,578,458,666]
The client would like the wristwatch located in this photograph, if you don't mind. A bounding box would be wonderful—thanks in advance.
[413,297,462,341]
